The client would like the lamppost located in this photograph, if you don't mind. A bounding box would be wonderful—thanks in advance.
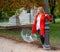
[44,0,50,49]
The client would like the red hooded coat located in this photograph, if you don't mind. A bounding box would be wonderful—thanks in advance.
[32,14,51,36]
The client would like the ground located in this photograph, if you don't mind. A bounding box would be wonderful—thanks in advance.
[0,37,60,52]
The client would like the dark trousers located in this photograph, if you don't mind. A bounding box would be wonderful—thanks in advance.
[38,30,45,44]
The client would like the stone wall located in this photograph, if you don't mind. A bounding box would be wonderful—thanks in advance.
[19,8,37,25]
[0,7,37,26]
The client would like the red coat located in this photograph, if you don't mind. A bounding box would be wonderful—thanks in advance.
[32,14,51,36]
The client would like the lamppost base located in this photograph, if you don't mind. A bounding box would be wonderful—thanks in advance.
[42,44,51,50]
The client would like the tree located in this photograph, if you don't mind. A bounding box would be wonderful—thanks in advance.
[54,0,60,18]
[0,0,45,17]
[49,0,60,23]
[49,0,56,23]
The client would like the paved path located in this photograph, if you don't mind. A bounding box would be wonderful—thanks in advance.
[0,37,60,52]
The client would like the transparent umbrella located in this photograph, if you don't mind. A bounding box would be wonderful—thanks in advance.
[21,29,37,42]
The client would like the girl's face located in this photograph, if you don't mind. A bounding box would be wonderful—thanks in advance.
[37,8,42,14]
[37,7,45,14]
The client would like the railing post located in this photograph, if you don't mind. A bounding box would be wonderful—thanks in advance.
[27,9,31,24]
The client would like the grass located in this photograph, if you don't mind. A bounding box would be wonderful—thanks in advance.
[0,19,9,23]
[0,29,23,41]
[0,18,60,46]
[55,18,60,23]
[49,18,60,46]
[50,23,60,46]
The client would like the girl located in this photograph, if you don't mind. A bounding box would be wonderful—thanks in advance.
[32,7,51,48]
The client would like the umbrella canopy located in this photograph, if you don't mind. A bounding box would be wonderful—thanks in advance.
[21,29,37,42]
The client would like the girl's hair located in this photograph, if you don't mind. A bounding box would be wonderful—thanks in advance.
[37,7,45,14]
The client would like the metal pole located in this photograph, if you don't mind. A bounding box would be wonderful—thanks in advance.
[45,0,49,13]
[44,0,50,49]
[27,9,31,24]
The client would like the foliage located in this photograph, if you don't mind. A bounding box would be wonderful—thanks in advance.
[0,0,45,17]
[0,0,60,18]
[54,0,60,17]
[49,0,60,17]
